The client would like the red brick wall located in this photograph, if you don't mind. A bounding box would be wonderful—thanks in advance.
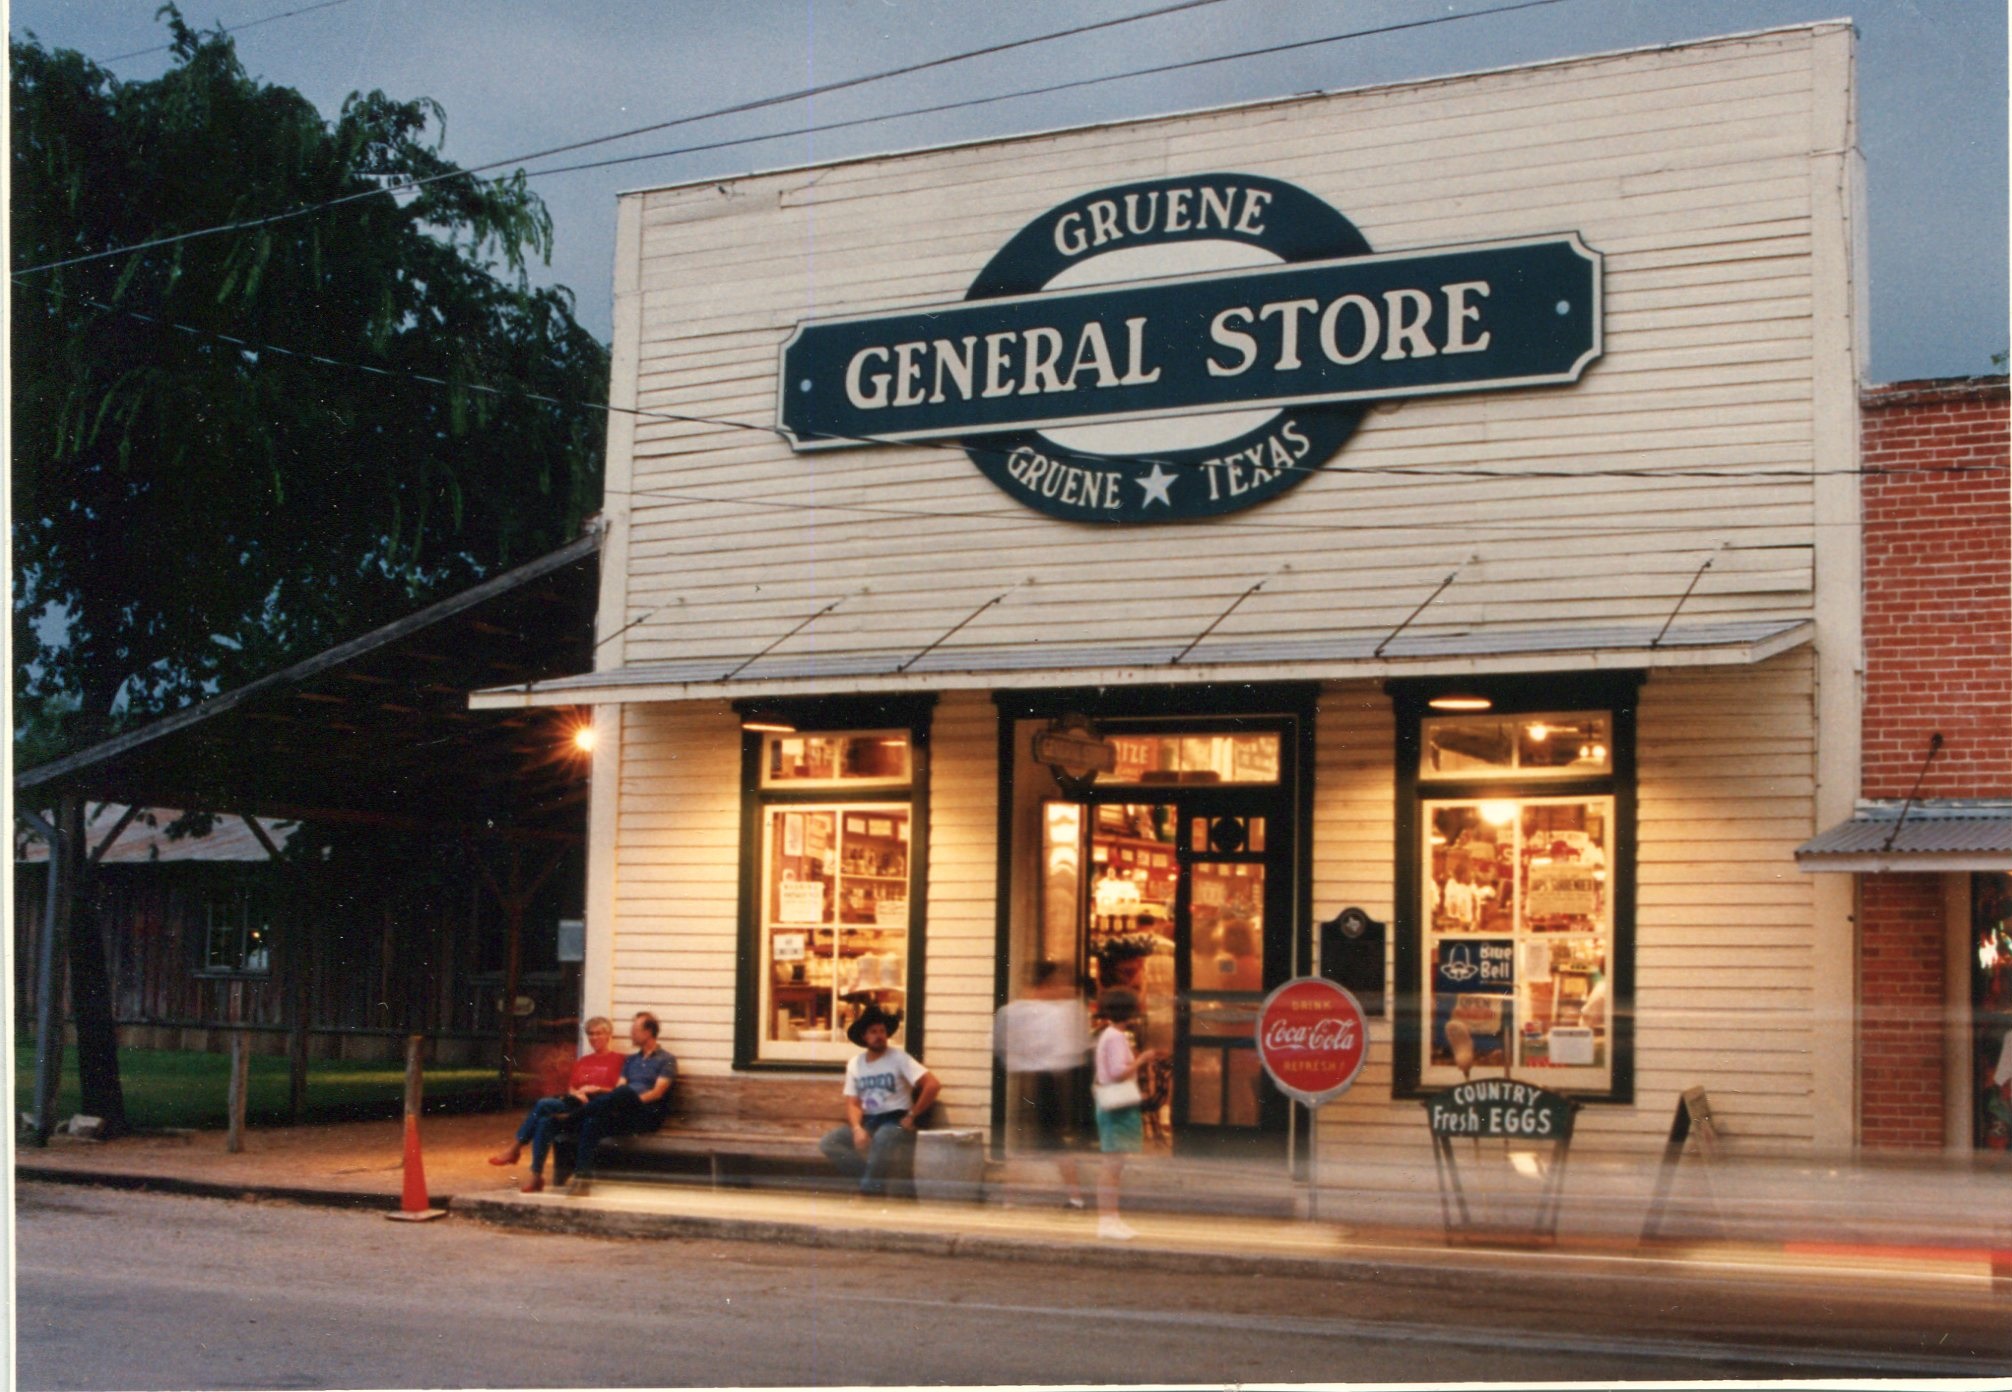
[1860,378,2011,799]
[1855,377,2008,1151]
[1857,873,1947,1151]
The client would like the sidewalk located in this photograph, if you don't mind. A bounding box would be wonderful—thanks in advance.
[16,1108,2011,1292]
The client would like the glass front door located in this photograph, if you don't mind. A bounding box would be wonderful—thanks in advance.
[1058,784,1292,1158]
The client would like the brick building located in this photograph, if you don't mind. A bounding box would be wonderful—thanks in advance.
[1799,375,2012,1154]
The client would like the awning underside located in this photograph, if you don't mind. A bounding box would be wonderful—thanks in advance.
[472,616,1813,707]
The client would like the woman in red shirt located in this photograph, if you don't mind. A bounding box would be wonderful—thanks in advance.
[488,1016,624,1192]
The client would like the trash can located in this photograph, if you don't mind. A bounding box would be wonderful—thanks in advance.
[913,1129,986,1204]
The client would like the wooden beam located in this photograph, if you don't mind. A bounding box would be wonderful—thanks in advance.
[88,804,144,863]
[240,814,283,862]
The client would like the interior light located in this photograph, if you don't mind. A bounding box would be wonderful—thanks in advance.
[1591,744,1609,762]
[1527,723,1550,742]
[1479,801,1518,827]
[571,724,597,754]
[1429,693,1493,712]
[741,720,796,733]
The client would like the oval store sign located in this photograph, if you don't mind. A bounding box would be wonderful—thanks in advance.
[1257,977,1369,1108]
[778,174,1602,521]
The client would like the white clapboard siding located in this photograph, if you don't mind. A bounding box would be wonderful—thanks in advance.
[599,29,1842,673]
[1309,650,1820,1178]
[918,691,1001,1125]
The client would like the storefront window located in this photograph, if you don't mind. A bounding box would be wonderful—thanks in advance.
[1423,796,1613,1087]
[741,717,927,1068]
[1398,690,1633,1101]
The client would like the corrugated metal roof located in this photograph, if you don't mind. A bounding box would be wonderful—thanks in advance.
[1797,803,2012,868]
[473,618,1813,707]
[16,805,296,865]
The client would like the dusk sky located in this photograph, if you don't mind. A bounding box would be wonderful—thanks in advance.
[12,0,2007,382]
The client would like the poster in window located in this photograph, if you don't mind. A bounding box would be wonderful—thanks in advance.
[1429,939,1513,1073]
[868,818,895,839]
[778,878,827,924]
[874,897,909,928]
[773,931,807,961]
[782,813,804,858]
[806,814,831,860]
[1526,862,1599,920]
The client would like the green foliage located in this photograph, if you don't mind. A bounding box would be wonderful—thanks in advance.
[14,1039,501,1130]
[11,9,609,756]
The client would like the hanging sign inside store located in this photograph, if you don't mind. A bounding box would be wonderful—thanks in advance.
[1033,713,1116,796]
[778,174,1602,521]
[1424,1078,1576,1140]
[1257,976,1370,1107]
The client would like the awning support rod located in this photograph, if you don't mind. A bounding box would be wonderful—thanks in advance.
[1882,732,1946,852]
[1650,555,1716,649]
[1172,578,1267,665]
[722,597,847,681]
[897,591,1011,673]
[1374,561,1469,658]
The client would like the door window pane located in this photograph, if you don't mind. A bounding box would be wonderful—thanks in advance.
[1189,861,1265,993]
[1107,732,1280,784]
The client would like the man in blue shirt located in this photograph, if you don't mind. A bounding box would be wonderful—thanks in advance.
[571,1012,677,1182]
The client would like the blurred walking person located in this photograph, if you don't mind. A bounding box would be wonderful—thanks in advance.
[994,961,1092,1209]
[1091,988,1159,1240]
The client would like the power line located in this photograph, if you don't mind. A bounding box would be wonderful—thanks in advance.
[13,0,1234,277]
[516,0,1580,186]
[22,280,2001,517]
[96,0,364,64]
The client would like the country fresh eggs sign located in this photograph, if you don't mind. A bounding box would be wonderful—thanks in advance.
[778,174,1602,521]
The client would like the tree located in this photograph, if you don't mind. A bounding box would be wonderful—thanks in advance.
[11,9,610,1133]
[12,8,610,752]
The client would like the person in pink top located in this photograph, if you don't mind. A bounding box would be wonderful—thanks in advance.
[489,1015,624,1193]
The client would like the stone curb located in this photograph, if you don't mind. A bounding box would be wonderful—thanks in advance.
[16,1162,433,1213]
[446,1189,1714,1291]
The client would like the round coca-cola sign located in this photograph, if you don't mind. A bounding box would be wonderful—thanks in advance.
[1257,977,1369,1107]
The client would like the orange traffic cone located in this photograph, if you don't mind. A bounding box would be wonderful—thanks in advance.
[386,1038,446,1223]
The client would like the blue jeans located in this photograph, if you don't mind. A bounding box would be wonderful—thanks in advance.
[819,1111,913,1196]
[515,1096,582,1177]
[573,1088,661,1177]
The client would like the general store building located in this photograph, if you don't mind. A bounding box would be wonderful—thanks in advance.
[476,24,1885,1182]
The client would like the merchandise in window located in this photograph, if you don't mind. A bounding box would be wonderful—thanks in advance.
[751,728,918,1064]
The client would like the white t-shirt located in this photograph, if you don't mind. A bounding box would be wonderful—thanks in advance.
[844,1046,930,1118]
[993,997,1091,1074]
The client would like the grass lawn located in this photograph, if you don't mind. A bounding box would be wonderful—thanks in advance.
[15,1041,505,1132]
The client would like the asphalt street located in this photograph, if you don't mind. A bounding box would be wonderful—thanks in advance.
[14,1182,2009,1388]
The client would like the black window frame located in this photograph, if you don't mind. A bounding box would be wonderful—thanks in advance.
[1390,672,1640,1103]
[732,693,936,1072]
[196,881,274,979]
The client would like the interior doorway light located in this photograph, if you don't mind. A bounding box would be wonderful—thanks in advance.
[1428,693,1493,712]
[741,720,796,734]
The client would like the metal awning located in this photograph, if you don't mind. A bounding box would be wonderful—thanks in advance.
[1796,802,2012,873]
[471,616,1813,708]
[17,533,602,836]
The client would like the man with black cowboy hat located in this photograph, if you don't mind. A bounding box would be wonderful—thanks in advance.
[817,1000,940,1197]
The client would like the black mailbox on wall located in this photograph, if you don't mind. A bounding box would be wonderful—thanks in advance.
[1319,906,1386,1016]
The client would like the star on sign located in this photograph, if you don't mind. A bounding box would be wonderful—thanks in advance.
[1135,463,1177,508]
